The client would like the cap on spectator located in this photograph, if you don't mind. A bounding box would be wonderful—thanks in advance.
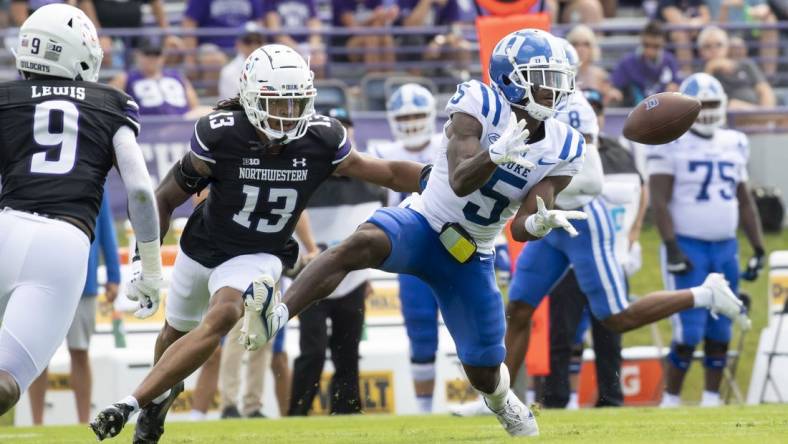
[583,88,604,115]
[240,21,264,45]
[327,107,353,127]
[138,38,163,56]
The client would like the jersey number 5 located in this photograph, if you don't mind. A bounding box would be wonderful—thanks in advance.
[463,170,527,226]
[233,185,297,232]
[29,100,79,175]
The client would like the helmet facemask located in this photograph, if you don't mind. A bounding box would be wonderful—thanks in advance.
[388,111,435,149]
[242,91,316,142]
[506,48,575,121]
[693,98,727,136]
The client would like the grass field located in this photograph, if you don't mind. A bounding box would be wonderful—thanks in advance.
[1,405,788,443]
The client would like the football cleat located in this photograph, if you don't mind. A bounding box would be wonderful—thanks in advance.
[90,402,135,441]
[240,275,280,351]
[702,273,751,331]
[132,381,184,444]
[490,391,539,437]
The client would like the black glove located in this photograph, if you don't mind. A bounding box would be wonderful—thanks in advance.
[665,239,692,274]
[741,247,765,281]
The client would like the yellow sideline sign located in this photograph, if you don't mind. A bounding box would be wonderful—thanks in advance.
[445,378,478,403]
[770,273,788,312]
[311,371,395,414]
[171,389,221,413]
[365,284,401,318]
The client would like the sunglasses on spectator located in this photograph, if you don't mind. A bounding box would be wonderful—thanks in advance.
[702,41,724,49]
[570,40,591,47]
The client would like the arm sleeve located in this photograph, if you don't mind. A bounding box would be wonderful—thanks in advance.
[113,126,160,244]
[96,193,121,284]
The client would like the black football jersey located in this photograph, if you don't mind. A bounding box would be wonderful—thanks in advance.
[0,80,140,239]
[180,110,351,268]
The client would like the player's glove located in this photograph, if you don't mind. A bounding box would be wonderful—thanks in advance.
[665,239,692,274]
[488,113,535,169]
[741,246,765,281]
[127,240,163,319]
[524,196,588,238]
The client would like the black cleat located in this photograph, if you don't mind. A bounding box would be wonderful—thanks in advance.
[132,382,184,444]
[90,402,135,441]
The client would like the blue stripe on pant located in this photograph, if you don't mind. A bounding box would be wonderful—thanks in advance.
[661,236,739,346]
[367,207,505,367]
[509,198,629,320]
[398,274,439,363]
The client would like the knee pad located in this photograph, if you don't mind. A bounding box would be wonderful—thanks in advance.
[667,343,695,371]
[703,340,729,370]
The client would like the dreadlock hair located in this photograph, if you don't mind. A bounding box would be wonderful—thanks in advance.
[215,95,243,111]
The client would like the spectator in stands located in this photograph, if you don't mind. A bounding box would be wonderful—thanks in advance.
[656,0,711,73]
[264,0,327,78]
[91,0,180,50]
[109,40,201,117]
[396,0,472,81]
[698,25,776,109]
[28,191,120,425]
[288,108,380,416]
[714,0,779,77]
[218,23,265,100]
[332,0,399,71]
[566,24,617,104]
[610,21,680,107]
[559,0,604,24]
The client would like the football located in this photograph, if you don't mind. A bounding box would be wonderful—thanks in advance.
[622,92,702,145]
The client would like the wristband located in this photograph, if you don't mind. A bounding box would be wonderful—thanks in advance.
[524,214,550,238]
[137,239,163,278]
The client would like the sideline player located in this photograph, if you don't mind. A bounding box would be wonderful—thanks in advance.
[90,44,425,442]
[0,4,161,415]
[369,83,441,413]
[650,73,764,407]
[265,29,588,436]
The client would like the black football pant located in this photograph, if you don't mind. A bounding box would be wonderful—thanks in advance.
[288,282,366,415]
[543,270,624,408]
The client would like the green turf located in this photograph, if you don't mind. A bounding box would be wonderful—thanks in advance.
[1,405,788,443]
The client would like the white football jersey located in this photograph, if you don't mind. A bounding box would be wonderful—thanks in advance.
[556,91,599,143]
[647,128,749,241]
[408,79,585,253]
[368,134,441,207]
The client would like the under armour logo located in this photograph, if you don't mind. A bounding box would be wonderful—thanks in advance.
[292,158,307,167]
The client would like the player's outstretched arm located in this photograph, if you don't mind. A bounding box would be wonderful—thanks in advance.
[335,149,423,192]
[155,152,211,240]
[446,112,496,197]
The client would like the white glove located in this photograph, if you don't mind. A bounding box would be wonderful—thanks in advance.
[127,258,163,318]
[488,112,535,169]
[622,241,643,276]
[524,196,588,238]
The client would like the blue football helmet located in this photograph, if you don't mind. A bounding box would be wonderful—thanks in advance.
[679,72,727,136]
[386,83,436,148]
[489,29,575,121]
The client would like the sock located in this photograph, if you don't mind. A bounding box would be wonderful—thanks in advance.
[481,364,510,412]
[691,286,713,308]
[189,409,207,421]
[567,392,579,410]
[416,395,433,413]
[660,392,680,407]
[700,390,720,407]
[120,395,140,415]
[151,389,171,405]
[526,390,535,406]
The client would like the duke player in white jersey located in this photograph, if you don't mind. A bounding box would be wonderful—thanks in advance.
[369,83,442,413]
[649,73,764,407]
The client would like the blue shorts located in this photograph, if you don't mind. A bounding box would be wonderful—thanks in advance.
[662,236,739,346]
[398,274,439,363]
[368,207,505,367]
[509,199,629,321]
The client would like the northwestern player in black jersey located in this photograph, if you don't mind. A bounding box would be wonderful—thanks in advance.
[0,4,162,416]
[90,44,423,442]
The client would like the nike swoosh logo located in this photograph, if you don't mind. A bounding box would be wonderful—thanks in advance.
[538,159,557,165]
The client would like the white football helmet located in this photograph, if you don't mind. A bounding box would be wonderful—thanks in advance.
[239,44,317,143]
[557,37,580,75]
[679,72,727,136]
[15,4,103,82]
[386,83,436,149]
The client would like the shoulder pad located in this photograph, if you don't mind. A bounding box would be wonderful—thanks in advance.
[446,80,506,128]
[308,115,351,163]
[189,111,240,164]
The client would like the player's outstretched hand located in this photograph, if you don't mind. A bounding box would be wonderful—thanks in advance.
[525,196,588,238]
[127,258,163,319]
[488,113,534,169]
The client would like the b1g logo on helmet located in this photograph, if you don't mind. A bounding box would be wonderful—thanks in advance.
[645,97,660,110]
[488,133,501,144]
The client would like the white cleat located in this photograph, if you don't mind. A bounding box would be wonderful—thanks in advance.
[490,391,539,437]
[449,398,492,417]
[239,275,279,351]
[701,273,751,331]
